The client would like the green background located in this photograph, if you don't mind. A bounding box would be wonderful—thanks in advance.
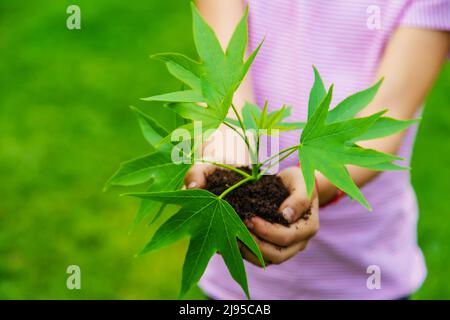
[0,1,448,299]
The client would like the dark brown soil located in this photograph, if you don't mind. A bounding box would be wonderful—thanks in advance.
[205,167,291,225]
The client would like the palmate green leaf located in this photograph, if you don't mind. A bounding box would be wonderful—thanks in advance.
[127,189,264,299]
[308,67,417,142]
[105,108,191,222]
[143,4,262,136]
[299,67,418,210]
[192,3,262,119]
[226,102,305,134]
[106,149,191,224]
[306,66,382,124]
[107,106,189,225]
[299,85,405,210]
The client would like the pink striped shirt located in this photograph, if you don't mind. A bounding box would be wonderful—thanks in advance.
[200,0,450,299]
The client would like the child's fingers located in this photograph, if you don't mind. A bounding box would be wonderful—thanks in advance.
[247,209,319,247]
[277,166,316,223]
[278,192,312,223]
[252,235,308,265]
[184,163,215,189]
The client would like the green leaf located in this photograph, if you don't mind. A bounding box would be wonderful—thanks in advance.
[127,189,264,299]
[106,152,171,187]
[352,117,419,141]
[132,180,163,228]
[141,90,204,103]
[227,102,304,134]
[241,102,261,130]
[106,143,191,223]
[360,161,409,171]
[299,76,406,210]
[298,149,315,198]
[166,103,218,122]
[301,85,334,141]
[134,164,189,226]
[226,7,248,69]
[258,100,269,129]
[105,150,190,187]
[327,78,383,123]
[305,110,386,143]
[309,151,370,209]
[241,39,263,82]
[155,120,220,149]
[130,106,169,149]
[274,121,305,131]
[145,4,261,137]
[191,3,225,73]
[151,53,202,90]
[308,66,326,119]
[266,105,290,129]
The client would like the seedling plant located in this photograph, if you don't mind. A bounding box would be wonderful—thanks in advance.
[106,3,417,299]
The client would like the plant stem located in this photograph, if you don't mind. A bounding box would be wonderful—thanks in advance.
[218,175,254,199]
[230,103,257,157]
[251,129,261,178]
[259,147,298,176]
[251,163,259,178]
[260,145,299,167]
[223,120,258,167]
[230,103,246,134]
[223,121,248,144]
[200,160,251,178]
[227,103,260,168]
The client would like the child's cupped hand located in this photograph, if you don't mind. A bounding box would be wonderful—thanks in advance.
[186,163,320,267]
[240,167,319,267]
[184,127,320,267]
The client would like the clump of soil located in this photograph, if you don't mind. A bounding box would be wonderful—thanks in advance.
[205,167,291,225]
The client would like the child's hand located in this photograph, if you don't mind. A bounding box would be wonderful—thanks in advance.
[240,167,319,266]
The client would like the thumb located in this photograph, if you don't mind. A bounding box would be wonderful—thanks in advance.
[184,163,215,189]
[277,167,314,223]
[279,192,312,223]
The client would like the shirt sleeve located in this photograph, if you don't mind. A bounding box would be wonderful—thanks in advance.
[400,0,450,31]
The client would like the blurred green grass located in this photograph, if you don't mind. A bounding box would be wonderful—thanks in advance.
[0,1,448,299]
